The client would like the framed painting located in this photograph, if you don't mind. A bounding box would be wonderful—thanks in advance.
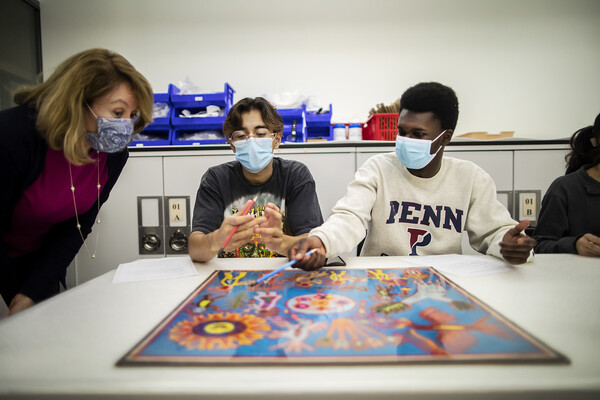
[118,267,568,366]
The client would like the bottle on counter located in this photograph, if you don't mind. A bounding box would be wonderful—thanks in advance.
[348,123,363,141]
[333,123,347,141]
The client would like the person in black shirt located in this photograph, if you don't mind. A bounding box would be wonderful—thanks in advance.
[533,113,600,256]
[189,97,323,261]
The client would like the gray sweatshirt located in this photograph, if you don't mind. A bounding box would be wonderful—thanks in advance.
[310,153,517,259]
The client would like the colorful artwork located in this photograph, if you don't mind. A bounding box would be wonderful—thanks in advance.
[118,267,567,366]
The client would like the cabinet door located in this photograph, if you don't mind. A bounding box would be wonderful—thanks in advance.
[163,153,232,256]
[70,157,164,284]
[513,149,569,226]
[446,150,513,191]
[514,150,568,197]
[163,153,233,205]
[277,150,356,219]
[163,151,357,221]
[278,149,358,257]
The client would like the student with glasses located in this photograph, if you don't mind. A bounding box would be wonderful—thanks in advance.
[188,97,323,261]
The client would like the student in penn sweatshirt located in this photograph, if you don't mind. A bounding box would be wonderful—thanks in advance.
[288,82,536,270]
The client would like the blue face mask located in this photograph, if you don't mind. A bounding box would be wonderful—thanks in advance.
[395,130,446,169]
[233,137,274,173]
[85,104,135,153]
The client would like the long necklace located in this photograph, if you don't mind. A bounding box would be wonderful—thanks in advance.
[68,151,101,259]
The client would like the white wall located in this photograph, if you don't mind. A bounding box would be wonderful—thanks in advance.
[39,0,600,139]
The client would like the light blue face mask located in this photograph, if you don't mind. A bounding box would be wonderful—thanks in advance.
[395,130,446,169]
[233,137,274,173]
[85,104,135,153]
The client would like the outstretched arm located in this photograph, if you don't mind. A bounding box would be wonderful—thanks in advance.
[288,236,327,271]
[499,220,537,264]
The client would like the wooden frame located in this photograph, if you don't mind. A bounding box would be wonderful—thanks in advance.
[119,267,568,366]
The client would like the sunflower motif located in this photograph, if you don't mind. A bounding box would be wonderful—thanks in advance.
[169,312,271,350]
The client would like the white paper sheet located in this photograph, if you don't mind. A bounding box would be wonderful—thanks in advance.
[113,257,199,283]
[405,254,513,277]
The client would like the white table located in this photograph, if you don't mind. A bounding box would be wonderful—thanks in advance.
[1,254,599,399]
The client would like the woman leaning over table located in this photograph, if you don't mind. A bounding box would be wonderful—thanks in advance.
[0,48,153,316]
[533,113,600,257]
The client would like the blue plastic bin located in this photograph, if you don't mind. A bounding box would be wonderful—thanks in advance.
[305,104,332,140]
[169,107,227,129]
[148,92,171,129]
[171,124,227,146]
[169,83,235,131]
[277,105,306,142]
[129,126,172,147]
[129,91,172,147]
[169,82,235,108]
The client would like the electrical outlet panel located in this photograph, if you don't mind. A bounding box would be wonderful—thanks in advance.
[137,196,164,255]
[515,190,541,226]
[164,196,190,254]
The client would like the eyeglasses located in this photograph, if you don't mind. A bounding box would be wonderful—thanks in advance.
[230,129,275,142]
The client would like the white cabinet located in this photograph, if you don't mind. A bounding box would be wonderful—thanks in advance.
[513,150,568,197]
[276,148,356,219]
[162,152,232,258]
[69,156,164,286]
[512,148,569,226]
[69,142,569,285]
[161,149,356,231]
[277,148,358,259]
[163,153,232,200]
[446,150,513,191]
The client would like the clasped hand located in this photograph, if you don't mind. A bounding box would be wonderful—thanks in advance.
[254,203,284,254]
[575,233,600,257]
[216,201,286,254]
[216,199,264,252]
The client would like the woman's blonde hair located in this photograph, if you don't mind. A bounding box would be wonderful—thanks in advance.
[14,48,154,165]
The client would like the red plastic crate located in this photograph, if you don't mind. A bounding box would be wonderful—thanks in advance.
[362,113,398,141]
